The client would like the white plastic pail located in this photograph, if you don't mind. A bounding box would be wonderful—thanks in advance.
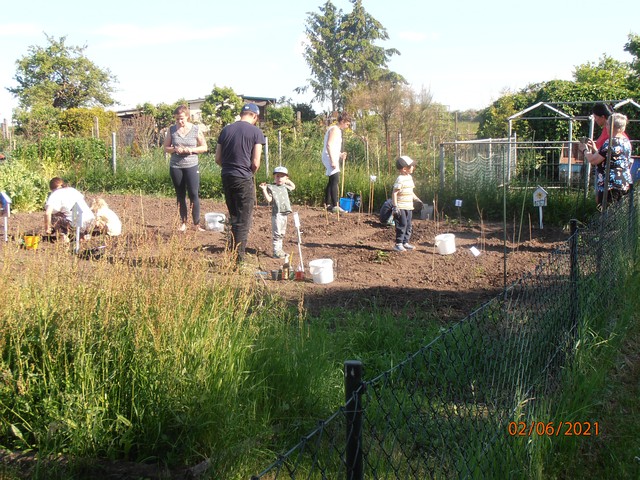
[205,212,226,232]
[434,233,456,255]
[309,258,334,284]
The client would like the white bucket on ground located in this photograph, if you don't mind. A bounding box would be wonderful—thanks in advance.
[204,212,225,232]
[434,233,456,255]
[309,258,334,284]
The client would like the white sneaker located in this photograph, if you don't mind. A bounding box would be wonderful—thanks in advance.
[331,206,347,213]
[403,243,415,250]
[394,243,406,252]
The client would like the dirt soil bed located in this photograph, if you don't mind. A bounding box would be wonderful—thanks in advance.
[8,193,569,321]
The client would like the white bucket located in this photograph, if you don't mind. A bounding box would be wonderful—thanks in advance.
[434,233,456,255]
[309,258,334,284]
[204,212,225,232]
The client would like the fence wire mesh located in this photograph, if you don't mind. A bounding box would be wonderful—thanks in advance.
[440,139,597,192]
[251,190,637,480]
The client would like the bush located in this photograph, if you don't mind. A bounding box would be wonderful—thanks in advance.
[0,159,49,212]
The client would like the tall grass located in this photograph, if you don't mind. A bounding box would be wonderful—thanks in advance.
[0,222,441,477]
[0,234,328,476]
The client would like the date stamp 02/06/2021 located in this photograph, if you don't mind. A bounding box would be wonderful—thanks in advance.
[508,421,600,437]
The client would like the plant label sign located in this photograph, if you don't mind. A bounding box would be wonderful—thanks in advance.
[533,187,548,207]
[0,191,10,217]
[1,191,10,242]
[72,202,91,253]
[72,202,91,228]
[533,186,548,229]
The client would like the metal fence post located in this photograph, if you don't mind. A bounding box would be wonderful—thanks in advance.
[344,360,363,480]
[111,132,117,174]
[569,219,578,330]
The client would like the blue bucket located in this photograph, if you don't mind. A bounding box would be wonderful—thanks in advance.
[339,198,354,212]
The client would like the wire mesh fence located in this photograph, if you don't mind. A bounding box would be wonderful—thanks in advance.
[250,189,637,479]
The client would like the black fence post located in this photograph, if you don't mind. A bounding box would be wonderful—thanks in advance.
[629,186,636,260]
[569,219,578,330]
[344,360,363,480]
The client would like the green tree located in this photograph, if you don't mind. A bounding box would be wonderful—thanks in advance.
[341,0,402,87]
[13,104,60,139]
[624,33,640,91]
[58,107,120,139]
[292,102,317,122]
[301,1,344,112]
[8,34,117,110]
[139,100,187,131]
[200,86,243,135]
[266,105,295,130]
[301,0,402,112]
[573,54,632,88]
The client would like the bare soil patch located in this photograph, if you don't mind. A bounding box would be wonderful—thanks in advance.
[8,193,568,321]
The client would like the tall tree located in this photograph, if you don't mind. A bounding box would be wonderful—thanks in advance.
[301,1,344,112]
[8,34,117,110]
[301,0,402,112]
[624,33,640,91]
[341,0,402,87]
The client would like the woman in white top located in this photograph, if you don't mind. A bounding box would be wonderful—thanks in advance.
[321,113,351,213]
[44,177,95,241]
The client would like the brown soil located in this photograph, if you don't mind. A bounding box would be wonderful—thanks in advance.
[8,193,568,321]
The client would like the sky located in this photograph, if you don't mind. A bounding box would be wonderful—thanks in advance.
[2,0,640,123]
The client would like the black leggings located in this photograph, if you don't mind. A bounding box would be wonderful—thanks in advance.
[170,165,200,225]
[324,172,340,209]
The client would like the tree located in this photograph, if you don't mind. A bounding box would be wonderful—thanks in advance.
[340,0,402,87]
[301,0,402,112]
[624,33,640,91]
[139,100,187,131]
[8,34,117,110]
[573,54,631,88]
[301,1,344,112]
[265,105,295,130]
[200,86,243,135]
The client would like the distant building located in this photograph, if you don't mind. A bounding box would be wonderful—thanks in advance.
[116,95,277,124]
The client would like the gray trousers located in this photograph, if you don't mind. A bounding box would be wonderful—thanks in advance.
[272,213,289,254]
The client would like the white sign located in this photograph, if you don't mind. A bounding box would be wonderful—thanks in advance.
[470,246,481,257]
[72,202,91,228]
[455,199,463,207]
[533,186,548,207]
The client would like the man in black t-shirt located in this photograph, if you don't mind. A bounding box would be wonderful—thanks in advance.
[215,103,266,263]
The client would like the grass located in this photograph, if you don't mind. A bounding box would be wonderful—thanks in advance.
[1,137,638,478]
[0,224,444,478]
[538,268,640,479]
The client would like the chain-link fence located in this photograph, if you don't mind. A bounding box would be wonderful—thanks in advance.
[250,190,637,479]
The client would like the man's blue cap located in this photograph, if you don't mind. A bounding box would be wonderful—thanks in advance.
[241,103,260,115]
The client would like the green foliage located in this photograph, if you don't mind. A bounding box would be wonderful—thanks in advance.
[302,0,401,111]
[13,104,61,139]
[573,54,632,87]
[138,100,187,131]
[265,104,295,130]
[8,34,116,110]
[291,102,317,122]
[0,159,49,211]
[478,33,640,142]
[58,107,121,139]
[200,86,243,135]
[624,33,640,90]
